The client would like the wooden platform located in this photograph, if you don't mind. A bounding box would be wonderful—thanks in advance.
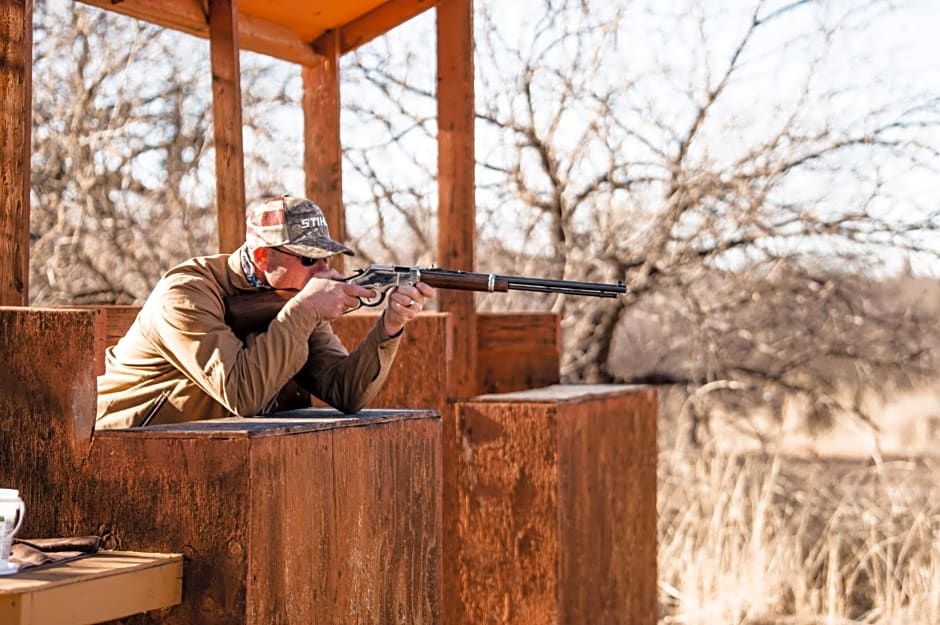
[0,551,182,625]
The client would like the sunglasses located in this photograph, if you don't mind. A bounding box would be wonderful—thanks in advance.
[276,247,323,267]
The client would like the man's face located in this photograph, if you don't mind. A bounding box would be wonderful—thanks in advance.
[260,248,334,290]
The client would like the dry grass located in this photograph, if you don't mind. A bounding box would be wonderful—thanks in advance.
[658,392,940,624]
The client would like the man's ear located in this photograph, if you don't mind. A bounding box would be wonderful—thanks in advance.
[251,246,270,272]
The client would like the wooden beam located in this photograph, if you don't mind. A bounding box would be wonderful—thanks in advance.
[78,0,319,65]
[319,0,441,54]
[209,0,247,253]
[302,32,346,272]
[436,0,476,399]
[238,11,318,65]
[78,0,439,64]
[0,0,32,306]
[77,0,208,40]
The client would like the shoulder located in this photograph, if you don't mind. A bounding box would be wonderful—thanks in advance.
[144,255,234,325]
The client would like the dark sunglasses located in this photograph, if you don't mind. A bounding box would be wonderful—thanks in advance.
[276,247,323,267]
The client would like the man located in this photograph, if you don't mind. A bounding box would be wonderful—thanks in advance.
[96,195,433,429]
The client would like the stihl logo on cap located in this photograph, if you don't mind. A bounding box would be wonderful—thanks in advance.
[300,215,327,230]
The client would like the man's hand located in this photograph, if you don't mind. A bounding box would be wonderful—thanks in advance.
[294,270,377,321]
[382,282,435,337]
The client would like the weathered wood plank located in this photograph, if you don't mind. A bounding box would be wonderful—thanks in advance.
[83,415,441,624]
[97,305,142,347]
[77,433,253,625]
[0,552,183,625]
[0,0,32,305]
[247,415,441,624]
[476,313,560,394]
[436,0,476,399]
[209,0,247,252]
[557,389,658,625]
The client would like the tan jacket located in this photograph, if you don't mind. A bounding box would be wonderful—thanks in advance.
[96,251,400,429]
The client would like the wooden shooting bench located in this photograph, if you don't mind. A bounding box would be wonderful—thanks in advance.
[0,551,183,625]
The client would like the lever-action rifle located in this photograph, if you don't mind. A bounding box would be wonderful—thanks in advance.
[224,264,627,335]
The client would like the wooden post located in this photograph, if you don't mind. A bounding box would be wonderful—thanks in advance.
[436,0,476,399]
[302,31,346,272]
[452,386,659,625]
[209,0,247,253]
[0,0,33,305]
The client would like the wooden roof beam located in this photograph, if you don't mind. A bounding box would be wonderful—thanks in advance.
[79,0,441,64]
[78,0,319,64]
[315,0,441,55]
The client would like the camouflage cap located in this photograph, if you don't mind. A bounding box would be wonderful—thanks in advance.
[245,195,353,258]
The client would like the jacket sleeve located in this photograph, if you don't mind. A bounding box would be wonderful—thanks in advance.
[292,316,402,414]
[146,282,322,417]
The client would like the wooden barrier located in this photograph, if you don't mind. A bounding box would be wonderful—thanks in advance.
[0,306,100,532]
[448,385,658,625]
[475,313,560,394]
[0,307,442,625]
[14,305,658,625]
[88,306,558,397]
[86,411,441,625]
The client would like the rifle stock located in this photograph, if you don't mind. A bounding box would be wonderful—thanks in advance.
[224,289,296,336]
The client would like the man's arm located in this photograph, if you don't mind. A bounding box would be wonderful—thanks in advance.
[150,282,321,417]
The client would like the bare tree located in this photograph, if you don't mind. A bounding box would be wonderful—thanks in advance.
[341,0,940,434]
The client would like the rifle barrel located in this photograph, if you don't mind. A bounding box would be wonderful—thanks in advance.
[504,275,626,297]
[421,269,626,298]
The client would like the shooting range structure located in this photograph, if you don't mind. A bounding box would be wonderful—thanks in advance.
[0,2,657,624]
